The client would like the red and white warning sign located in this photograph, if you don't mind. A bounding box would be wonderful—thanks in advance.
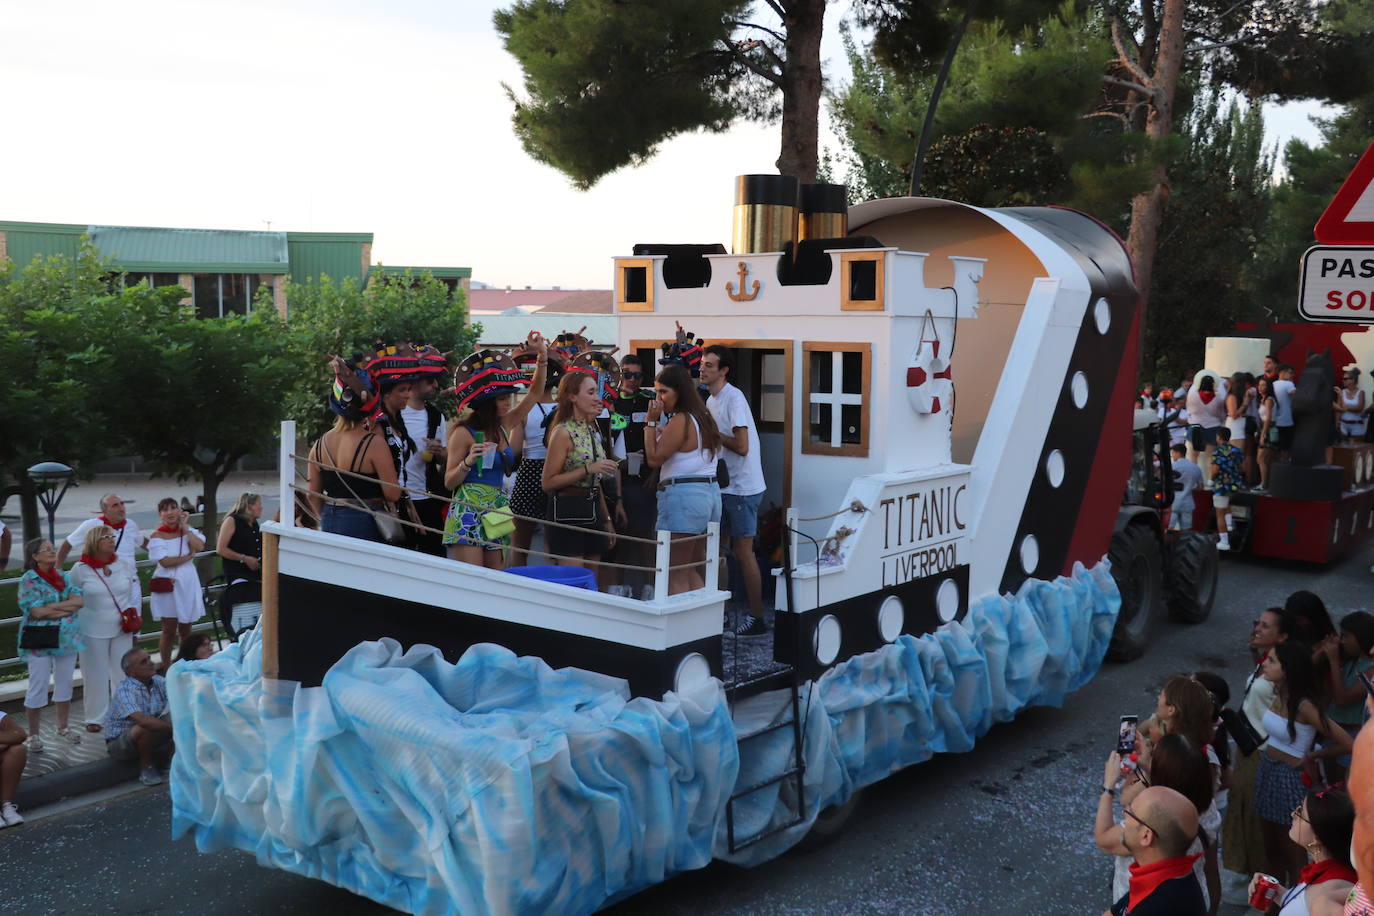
[1314,140,1374,244]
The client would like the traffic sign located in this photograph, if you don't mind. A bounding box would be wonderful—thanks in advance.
[1315,140,1374,244]
[1299,246,1374,322]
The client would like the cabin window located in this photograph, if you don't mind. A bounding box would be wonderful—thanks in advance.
[802,342,870,457]
[840,250,885,311]
[615,258,655,312]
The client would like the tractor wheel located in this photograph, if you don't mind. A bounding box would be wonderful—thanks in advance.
[1167,532,1218,624]
[1106,523,1163,663]
[797,789,865,852]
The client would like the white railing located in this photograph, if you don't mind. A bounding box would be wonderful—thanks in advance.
[0,550,222,675]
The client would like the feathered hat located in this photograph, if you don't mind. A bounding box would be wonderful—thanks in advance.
[569,349,622,412]
[450,349,526,410]
[551,328,592,362]
[658,326,704,377]
[511,342,567,388]
[328,343,447,421]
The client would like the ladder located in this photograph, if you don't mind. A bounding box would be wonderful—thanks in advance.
[724,668,807,853]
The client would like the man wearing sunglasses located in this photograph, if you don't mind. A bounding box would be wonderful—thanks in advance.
[1107,785,1206,915]
[611,355,657,595]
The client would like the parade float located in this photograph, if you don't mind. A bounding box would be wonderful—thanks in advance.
[167,177,1182,915]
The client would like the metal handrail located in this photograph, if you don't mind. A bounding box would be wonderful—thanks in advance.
[0,550,220,674]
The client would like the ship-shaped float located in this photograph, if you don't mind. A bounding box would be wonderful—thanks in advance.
[170,178,1136,916]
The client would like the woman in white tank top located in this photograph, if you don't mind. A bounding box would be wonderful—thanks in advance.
[643,364,721,594]
[1337,369,1366,443]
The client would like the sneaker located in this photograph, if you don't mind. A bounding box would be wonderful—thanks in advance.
[26,737,44,754]
[56,726,81,745]
[0,802,22,828]
[734,615,768,636]
[139,766,164,787]
[1218,534,1231,552]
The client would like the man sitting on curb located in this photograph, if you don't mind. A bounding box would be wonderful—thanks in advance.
[0,710,28,827]
[1107,785,1205,915]
[104,648,173,786]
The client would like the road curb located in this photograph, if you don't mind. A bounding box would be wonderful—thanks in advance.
[15,756,140,810]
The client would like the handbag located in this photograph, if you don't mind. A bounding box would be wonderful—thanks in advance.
[1221,707,1263,756]
[149,533,184,592]
[19,623,60,651]
[374,503,407,544]
[553,488,599,524]
[715,457,730,489]
[481,505,516,540]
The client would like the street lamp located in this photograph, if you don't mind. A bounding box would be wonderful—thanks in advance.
[27,461,76,544]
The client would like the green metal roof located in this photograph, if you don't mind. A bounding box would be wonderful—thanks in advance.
[371,265,472,278]
[88,225,290,274]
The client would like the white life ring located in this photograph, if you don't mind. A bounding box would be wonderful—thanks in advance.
[907,312,952,414]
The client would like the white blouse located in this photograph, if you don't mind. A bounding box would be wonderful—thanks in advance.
[69,557,135,639]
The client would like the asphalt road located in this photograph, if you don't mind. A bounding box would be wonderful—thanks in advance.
[2,544,1370,916]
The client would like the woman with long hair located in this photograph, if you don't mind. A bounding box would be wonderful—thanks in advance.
[309,413,402,542]
[1249,784,1357,915]
[1255,642,1354,886]
[1225,371,1254,480]
[1097,733,1215,909]
[69,525,136,733]
[540,371,620,571]
[16,537,84,752]
[443,343,546,569]
[1155,675,1223,912]
[643,362,722,594]
[1224,607,1295,877]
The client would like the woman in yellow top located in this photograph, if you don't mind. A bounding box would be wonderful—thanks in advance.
[541,371,619,572]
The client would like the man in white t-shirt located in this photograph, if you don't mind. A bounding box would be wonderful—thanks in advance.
[399,376,448,556]
[1272,364,1297,458]
[58,493,145,595]
[701,345,769,636]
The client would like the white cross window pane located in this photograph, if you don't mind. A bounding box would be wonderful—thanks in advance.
[809,351,864,447]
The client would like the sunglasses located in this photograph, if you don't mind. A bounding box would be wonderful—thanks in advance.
[622,371,642,379]
[1122,805,1162,836]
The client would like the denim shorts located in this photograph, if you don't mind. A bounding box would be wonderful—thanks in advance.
[656,481,721,534]
[721,491,763,539]
[321,505,381,542]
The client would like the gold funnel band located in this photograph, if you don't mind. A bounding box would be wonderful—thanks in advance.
[732,204,797,254]
[798,212,847,243]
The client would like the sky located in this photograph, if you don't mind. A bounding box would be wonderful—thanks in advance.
[1,0,1332,290]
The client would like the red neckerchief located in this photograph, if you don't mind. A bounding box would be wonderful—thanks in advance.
[155,524,180,534]
[99,515,126,530]
[80,553,115,570]
[34,566,66,593]
[1199,391,1216,404]
[1127,853,1202,911]
[1299,858,1357,887]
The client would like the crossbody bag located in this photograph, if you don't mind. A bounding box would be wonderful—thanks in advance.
[552,424,601,525]
[89,563,142,633]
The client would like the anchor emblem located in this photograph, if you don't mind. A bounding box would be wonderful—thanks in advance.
[725,261,761,302]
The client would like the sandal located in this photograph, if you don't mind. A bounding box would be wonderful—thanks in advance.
[56,726,82,744]
[85,723,102,734]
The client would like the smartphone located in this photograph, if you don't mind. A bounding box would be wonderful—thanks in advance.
[1117,715,1139,756]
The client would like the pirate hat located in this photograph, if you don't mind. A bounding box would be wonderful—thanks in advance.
[450,349,525,410]
[658,327,704,377]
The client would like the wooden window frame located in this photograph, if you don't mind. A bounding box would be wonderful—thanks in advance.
[839,250,885,311]
[802,342,871,458]
[615,258,655,312]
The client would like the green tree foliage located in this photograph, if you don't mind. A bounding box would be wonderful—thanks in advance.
[0,246,296,538]
[282,272,478,443]
[494,0,750,190]
[826,7,1147,209]
[1144,89,1273,382]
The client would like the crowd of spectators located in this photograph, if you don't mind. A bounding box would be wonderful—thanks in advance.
[310,336,771,634]
[1095,589,1370,914]
[1139,354,1374,550]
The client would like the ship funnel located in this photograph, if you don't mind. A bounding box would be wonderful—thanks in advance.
[732,174,799,254]
[798,182,848,242]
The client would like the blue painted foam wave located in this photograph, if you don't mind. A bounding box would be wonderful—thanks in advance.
[169,560,1117,912]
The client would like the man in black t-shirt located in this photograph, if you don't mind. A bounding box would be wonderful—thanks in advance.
[1108,786,1205,915]
[611,355,657,595]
